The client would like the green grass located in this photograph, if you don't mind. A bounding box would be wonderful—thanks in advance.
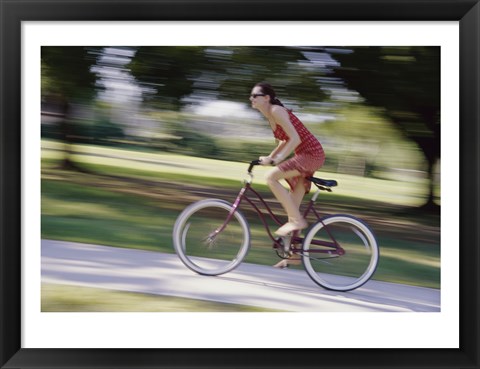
[41,141,440,289]
[42,139,431,207]
[42,180,177,252]
[42,283,283,312]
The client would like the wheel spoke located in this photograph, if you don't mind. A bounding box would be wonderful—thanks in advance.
[173,199,250,276]
[302,215,379,291]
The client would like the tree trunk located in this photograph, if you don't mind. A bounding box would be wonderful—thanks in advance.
[421,156,440,212]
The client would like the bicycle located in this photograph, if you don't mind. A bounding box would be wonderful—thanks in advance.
[173,160,379,291]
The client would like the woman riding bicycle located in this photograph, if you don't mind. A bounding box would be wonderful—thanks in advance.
[174,85,377,285]
[250,82,326,237]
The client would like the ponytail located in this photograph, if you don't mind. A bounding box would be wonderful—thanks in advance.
[271,97,284,107]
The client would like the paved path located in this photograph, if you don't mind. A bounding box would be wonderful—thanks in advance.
[41,239,440,312]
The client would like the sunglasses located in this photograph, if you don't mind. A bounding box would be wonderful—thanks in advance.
[250,93,266,98]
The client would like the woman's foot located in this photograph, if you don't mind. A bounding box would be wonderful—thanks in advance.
[273,259,289,268]
[275,218,307,237]
[273,258,301,268]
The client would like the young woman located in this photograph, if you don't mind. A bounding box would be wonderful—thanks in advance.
[250,82,325,238]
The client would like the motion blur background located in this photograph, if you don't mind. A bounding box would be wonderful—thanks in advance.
[41,46,441,311]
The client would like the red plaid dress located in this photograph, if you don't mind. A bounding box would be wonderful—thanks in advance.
[273,109,325,193]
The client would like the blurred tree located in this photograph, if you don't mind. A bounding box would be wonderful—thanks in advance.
[128,46,328,110]
[128,47,208,110]
[70,45,439,212]
[330,47,440,210]
[210,47,327,105]
[41,46,101,170]
[319,103,410,176]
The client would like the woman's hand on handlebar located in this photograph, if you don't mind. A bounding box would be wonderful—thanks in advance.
[248,157,274,174]
[259,156,274,166]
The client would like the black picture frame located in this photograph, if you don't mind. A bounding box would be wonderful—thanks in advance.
[1,0,479,368]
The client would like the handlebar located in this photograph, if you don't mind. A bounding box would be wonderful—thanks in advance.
[248,159,261,173]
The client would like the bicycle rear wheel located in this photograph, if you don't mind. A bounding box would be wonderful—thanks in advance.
[302,215,379,291]
[173,199,250,276]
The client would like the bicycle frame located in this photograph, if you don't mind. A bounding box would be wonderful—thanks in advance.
[174,162,378,291]
[212,178,343,257]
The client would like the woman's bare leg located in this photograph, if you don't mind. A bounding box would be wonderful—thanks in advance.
[290,181,306,218]
[265,167,307,236]
[271,181,307,268]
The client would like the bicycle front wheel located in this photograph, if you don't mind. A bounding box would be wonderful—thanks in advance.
[302,215,379,291]
[173,199,250,276]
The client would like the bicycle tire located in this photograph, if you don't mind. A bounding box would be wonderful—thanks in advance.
[302,215,379,291]
[173,199,251,276]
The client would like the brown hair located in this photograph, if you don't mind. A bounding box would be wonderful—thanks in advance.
[254,82,285,107]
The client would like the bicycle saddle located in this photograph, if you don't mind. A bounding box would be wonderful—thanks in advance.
[308,176,338,190]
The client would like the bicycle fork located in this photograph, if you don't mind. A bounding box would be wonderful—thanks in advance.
[206,187,246,242]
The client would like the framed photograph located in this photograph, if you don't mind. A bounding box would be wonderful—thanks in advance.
[1,0,479,368]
